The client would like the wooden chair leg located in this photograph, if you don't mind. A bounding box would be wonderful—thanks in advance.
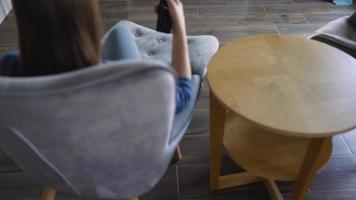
[42,187,56,200]
[174,146,182,161]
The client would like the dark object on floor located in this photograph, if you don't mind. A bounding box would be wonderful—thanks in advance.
[310,12,356,58]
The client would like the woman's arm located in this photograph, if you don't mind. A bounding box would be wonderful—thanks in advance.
[167,0,191,79]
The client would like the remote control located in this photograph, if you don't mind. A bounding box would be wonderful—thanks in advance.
[156,0,172,33]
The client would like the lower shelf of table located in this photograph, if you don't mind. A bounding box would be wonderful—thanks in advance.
[223,114,332,181]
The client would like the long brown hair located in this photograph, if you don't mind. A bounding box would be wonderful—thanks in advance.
[12,0,102,76]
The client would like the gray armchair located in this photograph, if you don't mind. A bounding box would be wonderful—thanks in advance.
[310,13,356,58]
[0,21,219,200]
[102,20,219,155]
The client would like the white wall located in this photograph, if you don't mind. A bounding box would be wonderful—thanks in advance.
[0,0,12,23]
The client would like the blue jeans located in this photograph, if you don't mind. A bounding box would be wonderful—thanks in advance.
[102,27,141,61]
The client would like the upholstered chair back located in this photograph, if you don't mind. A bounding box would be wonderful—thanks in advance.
[0,60,177,199]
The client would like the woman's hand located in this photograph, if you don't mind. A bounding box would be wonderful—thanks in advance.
[166,0,186,34]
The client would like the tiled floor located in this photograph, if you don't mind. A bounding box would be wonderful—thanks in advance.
[0,0,356,199]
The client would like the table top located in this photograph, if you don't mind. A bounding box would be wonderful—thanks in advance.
[207,35,356,138]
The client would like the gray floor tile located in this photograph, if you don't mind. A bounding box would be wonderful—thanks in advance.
[236,13,308,25]
[303,13,350,24]
[305,189,356,200]
[178,164,268,200]
[141,166,179,200]
[310,156,356,192]
[264,3,332,14]
[332,134,352,156]
[198,5,267,16]
[276,24,323,37]
[343,129,356,154]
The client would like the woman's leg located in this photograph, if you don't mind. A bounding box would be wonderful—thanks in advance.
[101,27,141,61]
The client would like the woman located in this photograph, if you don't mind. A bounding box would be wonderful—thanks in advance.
[0,0,192,113]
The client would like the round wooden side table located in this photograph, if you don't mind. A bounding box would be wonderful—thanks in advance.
[207,35,356,200]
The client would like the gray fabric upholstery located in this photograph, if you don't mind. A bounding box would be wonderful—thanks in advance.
[310,15,356,57]
[102,20,220,77]
[0,61,181,199]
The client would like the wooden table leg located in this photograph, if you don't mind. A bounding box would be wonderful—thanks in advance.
[219,171,261,189]
[209,93,226,190]
[292,137,331,200]
[264,179,283,200]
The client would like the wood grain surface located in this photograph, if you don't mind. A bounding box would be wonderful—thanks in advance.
[208,35,356,137]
